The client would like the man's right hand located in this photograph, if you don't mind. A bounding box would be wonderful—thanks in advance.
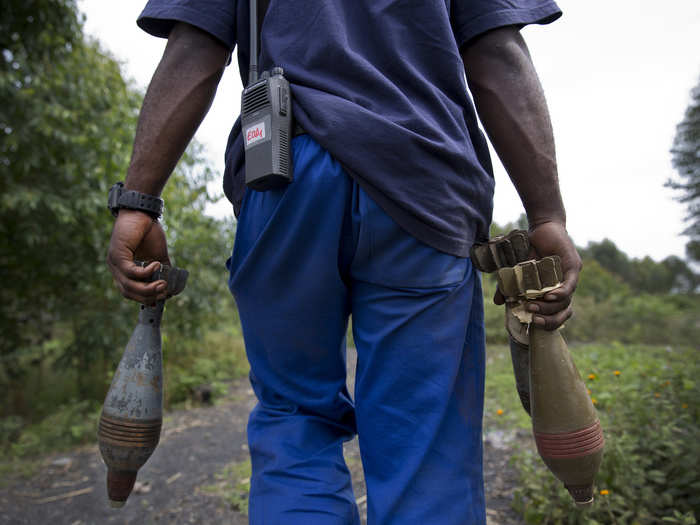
[107,209,171,304]
[104,23,227,304]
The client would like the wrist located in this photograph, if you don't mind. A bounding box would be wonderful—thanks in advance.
[527,213,566,231]
[114,208,159,223]
[108,182,163,220]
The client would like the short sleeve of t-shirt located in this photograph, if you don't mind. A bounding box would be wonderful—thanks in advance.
[450,0,562,49]
[137,0,237,50]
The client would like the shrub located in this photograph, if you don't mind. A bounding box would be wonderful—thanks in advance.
[1,399,100,460]
[511,344,700,524]
[163,325,249,407]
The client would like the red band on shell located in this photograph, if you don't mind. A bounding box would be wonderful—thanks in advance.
[535,420,604,459]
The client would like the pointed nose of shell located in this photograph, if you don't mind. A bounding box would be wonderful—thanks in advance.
[106,469,137,507]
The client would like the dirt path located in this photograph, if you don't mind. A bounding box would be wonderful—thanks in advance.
[0,350,522,525]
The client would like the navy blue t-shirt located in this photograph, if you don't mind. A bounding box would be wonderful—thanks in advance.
[138,0,561,256]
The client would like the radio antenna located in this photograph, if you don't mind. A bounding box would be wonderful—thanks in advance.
[248,0,258,84]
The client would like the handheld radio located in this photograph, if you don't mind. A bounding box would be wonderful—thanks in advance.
[241,0,293,191]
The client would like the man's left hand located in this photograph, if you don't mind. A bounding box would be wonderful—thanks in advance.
[492,220,581,330]
[525,221,581,330]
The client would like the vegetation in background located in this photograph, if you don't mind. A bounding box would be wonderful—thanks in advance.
[0,0,240,460]
[668,74,700,264]
[485,218,699,347]
[484,343,699,525]
[1,0,138,406]
[201,458,252,516]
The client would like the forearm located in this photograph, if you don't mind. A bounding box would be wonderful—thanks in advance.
[462,27,565,227]
[125,23,229,195]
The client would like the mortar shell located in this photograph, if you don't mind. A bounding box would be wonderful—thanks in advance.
[98,302,164,506]
[529,326,604,504]
[106,469,138,507]
[509,337,531,415]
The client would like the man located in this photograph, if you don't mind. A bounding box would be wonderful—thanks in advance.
[107,1,581,523]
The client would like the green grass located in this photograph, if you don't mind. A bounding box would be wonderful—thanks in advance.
[201,458,252,515]
[164,325,249,408]
[485,341,700,524]
[0,457,40,488]
[484,343,531,432]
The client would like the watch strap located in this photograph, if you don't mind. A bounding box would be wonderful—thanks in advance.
[108,182,163,219]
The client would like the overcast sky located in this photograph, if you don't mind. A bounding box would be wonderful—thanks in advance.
[79,0,700,261]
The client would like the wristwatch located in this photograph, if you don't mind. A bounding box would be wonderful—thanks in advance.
[107,182,164,219]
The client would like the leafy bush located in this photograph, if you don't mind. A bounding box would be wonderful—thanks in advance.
[1,399,100,460]
[509,344,699,524]
[482,274,510,345]
[164,325,249,407]
[0,0,241,421]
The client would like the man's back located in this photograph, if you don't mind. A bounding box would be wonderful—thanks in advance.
[139,0,561,255]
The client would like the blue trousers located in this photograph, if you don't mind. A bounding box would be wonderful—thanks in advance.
[227,135,486,525]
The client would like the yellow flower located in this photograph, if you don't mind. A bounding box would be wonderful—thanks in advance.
[614,370,621,376]
[587,389,592,395]
[591,398,598,405]
[600,489,609,496]
[588,373,596,380]
[496,409,504,416]
[654,392,661,398]
[682,403,688,409]
[664,380,671,387]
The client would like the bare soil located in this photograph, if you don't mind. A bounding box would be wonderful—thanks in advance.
[0,350,522,525]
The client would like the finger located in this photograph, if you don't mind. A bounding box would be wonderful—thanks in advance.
[109,256,165,292]
[113,276,154,305]
[493,288,505,305]
[135,222,171,267]
[106,244,157,277]
[121,276,166,296]
[526,295,571,316]
[121,260,162,280]
[108,249,170,301]
[120,288,157,305]
[541,277,577,302]
[119,287,163,305]
[159,253,172,267]
[532,305,573,331]
[527,244,539,260]
[119,275,167,302]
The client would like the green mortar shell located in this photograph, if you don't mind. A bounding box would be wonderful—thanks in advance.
[529,327,598,431]
[529,326,604,505]
[509,338,531,415]
[542,451,604,506]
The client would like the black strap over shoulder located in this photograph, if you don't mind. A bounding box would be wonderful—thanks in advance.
[256,0,271,51]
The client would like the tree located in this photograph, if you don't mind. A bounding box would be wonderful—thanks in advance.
[581,239,634,284]
[1,0,135,392]
[668,75,700,263]
[581,239,698,294]
[489,213,528,238]
[0,0,235,416]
